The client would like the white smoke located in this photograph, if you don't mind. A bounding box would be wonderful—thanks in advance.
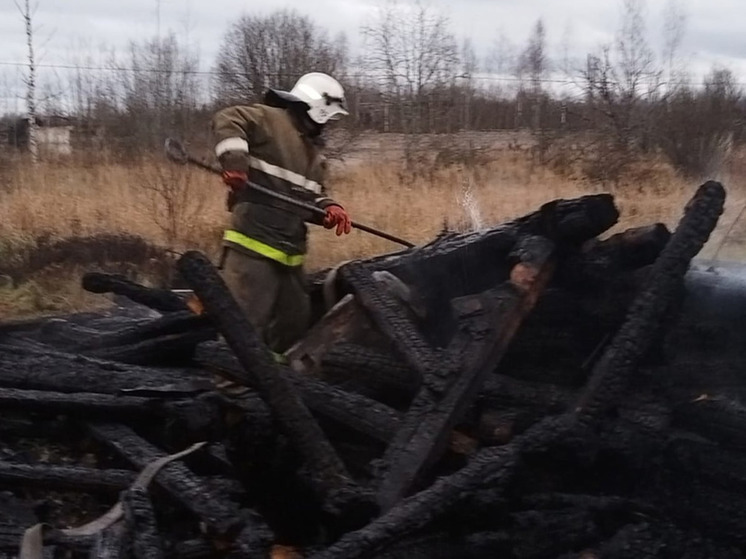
[458,174,485,232]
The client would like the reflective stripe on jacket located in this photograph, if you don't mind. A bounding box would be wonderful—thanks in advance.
[223,230,304,267]
[211,103,338,263]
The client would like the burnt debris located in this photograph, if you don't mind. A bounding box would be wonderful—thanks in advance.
[2,181,746,558]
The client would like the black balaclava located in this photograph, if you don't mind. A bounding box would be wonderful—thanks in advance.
[263,88,325,142]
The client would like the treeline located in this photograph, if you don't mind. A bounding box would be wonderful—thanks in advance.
[5,0,746,178]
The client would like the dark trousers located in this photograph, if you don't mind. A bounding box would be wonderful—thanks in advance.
[219,246,311,354]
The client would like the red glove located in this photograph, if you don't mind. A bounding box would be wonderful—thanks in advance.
[323,204,352,236]
[221,170,248,192]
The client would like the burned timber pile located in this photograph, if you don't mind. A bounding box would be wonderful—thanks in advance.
[1,181,746,557]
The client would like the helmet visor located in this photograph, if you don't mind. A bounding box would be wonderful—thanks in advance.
[323,92,349,119]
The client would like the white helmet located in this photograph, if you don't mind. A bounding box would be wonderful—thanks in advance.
[289,72,349,124]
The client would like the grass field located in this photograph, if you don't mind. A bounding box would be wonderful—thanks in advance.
[1,135,745,318]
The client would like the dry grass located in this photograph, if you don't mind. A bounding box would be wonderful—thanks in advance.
[0,156,226,255]
[316,148,746,268]
[1,140,746,318]
[0,269,111,319]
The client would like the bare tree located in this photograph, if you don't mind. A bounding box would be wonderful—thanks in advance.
[516,18,548,130]
[459,38,478,130]
[661,0,688,90]
[579,0,662,181]
[213,9,347,104]
[482,27,517,125]
[521,20,548,94]
[62,39,117,122]
[460,39,478,82]
[656,66,743,177]
[486,27,516,80]
[16,0,38,163]
[361,0,459,134]
[110,33,202,154]
[135,160,207,247]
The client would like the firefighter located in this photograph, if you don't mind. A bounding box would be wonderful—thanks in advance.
[210,72,352,360]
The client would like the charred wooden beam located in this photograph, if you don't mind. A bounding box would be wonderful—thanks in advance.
[122,486,164,559]
[177,251,375,523]
[82,272,188,312]
[20,532,95,557]
[0,461,136,494]
[0,388,225,451]
[593,415,669,477]
[338,262,467,486]
[0,308,150,340]
[0,345,213,395]
[339,262,451,380]
[7,189,745,555]
[312,194,618,306]
[574,181,726,418]
[88,422,273,552]
[285,294,379,376]
[195,341,401,444]
[84,329,216,366]
[656,476,746,548]
[641,437,746,548]
[671,396,746,450]
[308,414,582,559]
[558,223,671,286]
[660,437,746,499]
[89,523,127,559]
[479,374,575,412]
[32,312,215,366]
[485,226,672,389]
[593,222,671,264]
[38,311,212,352]
[475,409,521,445]
[350,531,510,559]
[319,343,420,406]
[306,222,655,365]
[592,520,744,559]
[507,508,599,558]
[0,314,57,336]
[168,538,214,558]
[0,495,38,539]
[519,492,657,515]
[0,387,166,419]
[291,372,400,444]
[375,235,556,510]
[0,418,43,438]
[185,442,237,479]
[520,194,621,242]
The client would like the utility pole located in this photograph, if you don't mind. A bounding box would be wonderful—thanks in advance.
[156,0,161,39]
[16,0,38,164]
[155,0,163,137]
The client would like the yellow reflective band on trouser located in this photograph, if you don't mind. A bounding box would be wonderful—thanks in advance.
[272,351,288,364]
[223,230,304,267]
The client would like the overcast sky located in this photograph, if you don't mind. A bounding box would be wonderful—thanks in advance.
[2,0,746,113]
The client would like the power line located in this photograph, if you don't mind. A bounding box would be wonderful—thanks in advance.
[0,60,216,76]
[1,60,744,87]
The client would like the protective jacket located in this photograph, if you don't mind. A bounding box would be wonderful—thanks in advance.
[211,103,339,266]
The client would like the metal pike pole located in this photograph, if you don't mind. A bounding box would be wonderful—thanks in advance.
[164,138,415,249]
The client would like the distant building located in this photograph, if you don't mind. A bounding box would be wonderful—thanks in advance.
[4,115,74,157]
